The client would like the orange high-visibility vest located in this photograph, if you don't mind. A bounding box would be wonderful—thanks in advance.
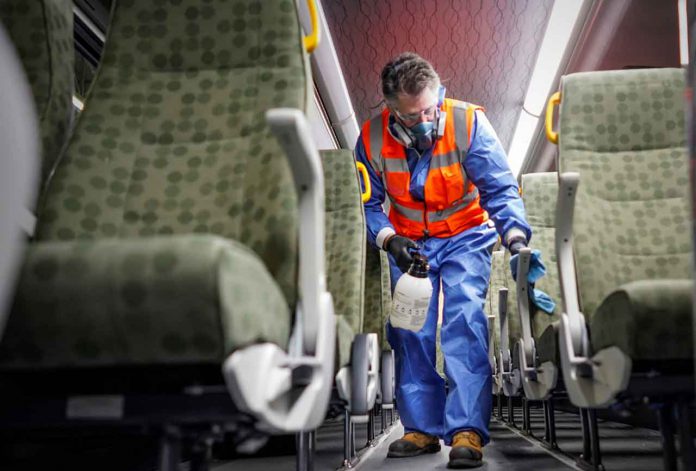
[361,98,488,239]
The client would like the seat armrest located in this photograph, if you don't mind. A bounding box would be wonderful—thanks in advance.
[515,248,534,369]
[266,108,332,356]
[554,172,587,357]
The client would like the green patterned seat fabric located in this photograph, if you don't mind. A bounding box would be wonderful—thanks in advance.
[363,245,392,356]
[487,250,507,360]
[380,250,393,326]
[0,0,74,181]
[503,250,521,361]
[363,244,388,350]
[520,172,561,365]
[0,235,290,367]
[1,0,309,367]
[559,68,692,359]
[590,280,692,361]
[321,149,366,367]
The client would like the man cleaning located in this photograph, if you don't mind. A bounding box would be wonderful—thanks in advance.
[355,52,533,468]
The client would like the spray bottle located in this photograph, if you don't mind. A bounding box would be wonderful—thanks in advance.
[389,253,433,332]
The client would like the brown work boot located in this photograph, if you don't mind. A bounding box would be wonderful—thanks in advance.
[387,431,441,458]
[448,430,483,468]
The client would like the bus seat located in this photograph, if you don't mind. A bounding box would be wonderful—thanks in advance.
[487,249,506,394]
[363,244,392,353]
[321,149,381,420]
[499,250,522,397]
[0,0,335,450]
[516,172,561,400]
[362,244,396,418]
[363,243,388,351]
[321,149,366,368]
[0,0,74,182]
[555,68,693,408]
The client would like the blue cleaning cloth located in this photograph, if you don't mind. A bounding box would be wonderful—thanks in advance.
[530,288,556,314]
[509,249,556,314]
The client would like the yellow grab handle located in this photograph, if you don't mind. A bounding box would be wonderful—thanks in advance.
[303,0,320,53]
[545,91,561,144]
[356,161,372,203]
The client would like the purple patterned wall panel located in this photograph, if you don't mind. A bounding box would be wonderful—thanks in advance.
[322,0,553,151]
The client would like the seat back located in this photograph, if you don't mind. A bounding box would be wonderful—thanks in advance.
[520,172,561,337]
[321,149,366,366]
[503,251,521,349]
[558,68,691,318]
[0,0,74,181]
[487,249,507,361]
[363,244,390,350]
[34,0,309,305]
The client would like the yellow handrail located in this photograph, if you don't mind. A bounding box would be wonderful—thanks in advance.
[356,162,371,203]
[545,91,561,144]
[303,0,320,53]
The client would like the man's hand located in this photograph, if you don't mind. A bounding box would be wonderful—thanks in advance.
[508,237,528,256]
[385,235,419,272]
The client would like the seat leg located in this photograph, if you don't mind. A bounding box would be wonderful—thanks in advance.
[190,435,213,471]
[380,405,386,434]
[580,408,591,464]
[343,410,355,468]
[158,425,182,471]
[542,398,558,449]
[578,408,604,471]
[507,395,515,426]
[296,430,315,471]
[497,393,503,419]
[677,399,695,471]
[367,406,376,446]
[657,403,678,471]
[588,409,604,471]
[522,398,532,435]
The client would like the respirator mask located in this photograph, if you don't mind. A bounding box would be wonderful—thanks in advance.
[390,86,446,151]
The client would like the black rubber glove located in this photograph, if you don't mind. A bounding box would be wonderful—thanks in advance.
[385,235,419,273]
[508,237,528,256]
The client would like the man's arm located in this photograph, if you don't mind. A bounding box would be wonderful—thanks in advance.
[355,135,396,249]
[463,111,532,247]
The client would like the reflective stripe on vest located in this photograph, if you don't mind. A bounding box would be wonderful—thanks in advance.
[360,98,489,239]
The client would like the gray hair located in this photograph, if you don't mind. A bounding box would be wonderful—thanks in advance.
[380,52,441,106]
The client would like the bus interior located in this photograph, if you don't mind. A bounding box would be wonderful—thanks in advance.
[0,0,694,470]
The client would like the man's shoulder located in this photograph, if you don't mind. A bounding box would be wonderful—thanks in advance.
[360,108,388,129]
[445,98,485,111]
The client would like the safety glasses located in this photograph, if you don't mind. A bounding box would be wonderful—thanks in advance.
[393,103,438,124]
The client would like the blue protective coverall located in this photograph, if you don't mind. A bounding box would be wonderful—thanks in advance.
[355,110,531,445]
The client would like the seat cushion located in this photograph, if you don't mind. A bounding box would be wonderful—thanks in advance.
[0,235,291,368]
[321,150,366,366]
[590,279,693,361]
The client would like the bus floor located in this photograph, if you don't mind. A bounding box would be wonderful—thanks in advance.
[0,406,666,470]
[213,406,666,471]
